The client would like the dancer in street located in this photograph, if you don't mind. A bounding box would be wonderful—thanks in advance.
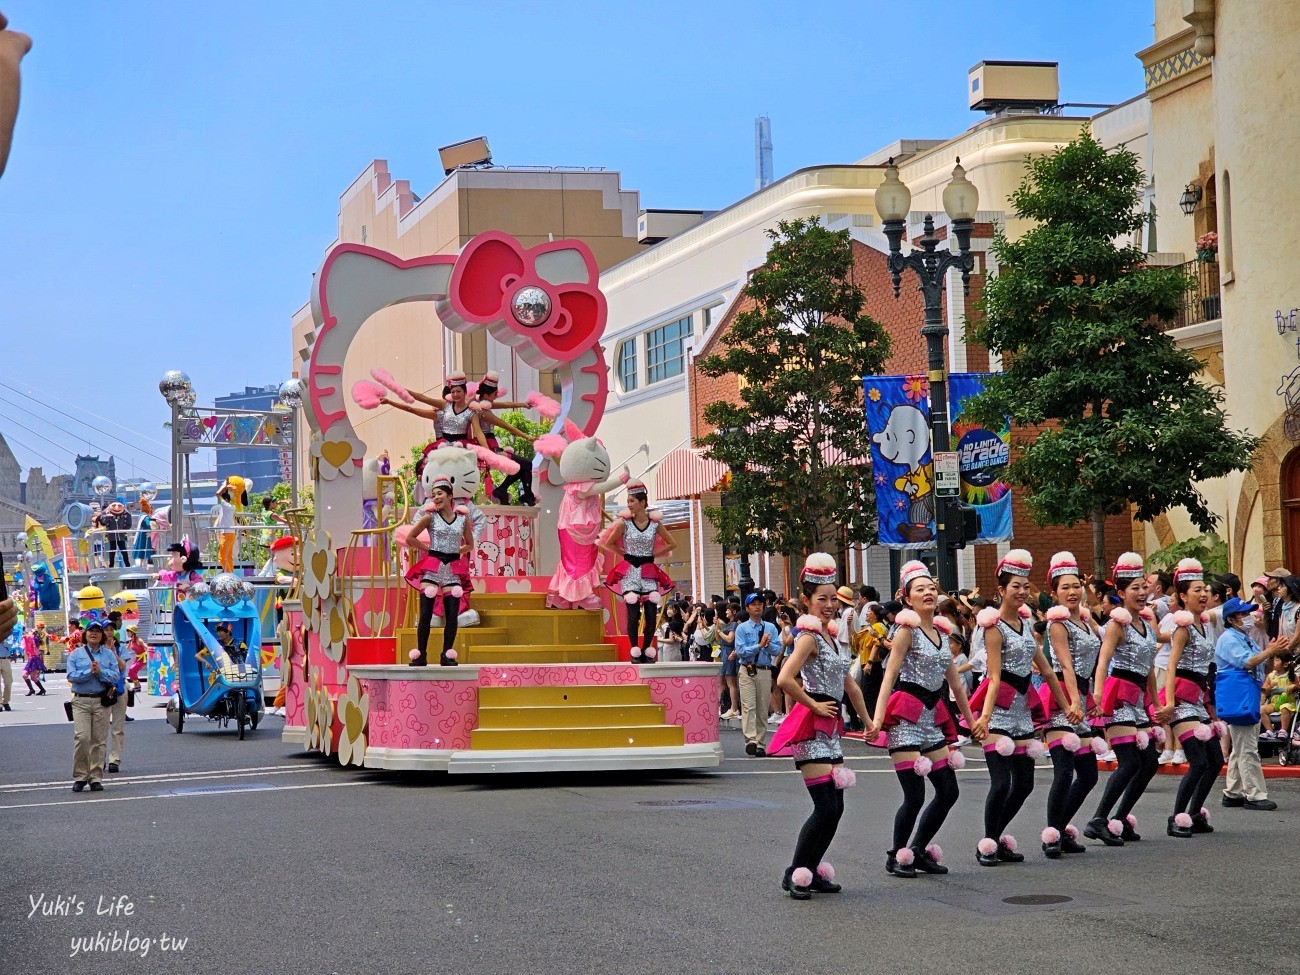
[1039,551,1104,857]
[1085,552,1161,846]
[770,553,869,900]
[872,560,981,878]
[971,550,1076,866]
[399,475,473,667]
[1161,558,1225,837]
[601,480,675,663]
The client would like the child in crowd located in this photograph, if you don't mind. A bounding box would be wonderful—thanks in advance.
[1261,655,1296,740]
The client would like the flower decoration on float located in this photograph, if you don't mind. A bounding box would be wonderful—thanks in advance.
[300,531,338,605]
[316,596,349,663]
[337,675,370,767]
[310,435,363,481]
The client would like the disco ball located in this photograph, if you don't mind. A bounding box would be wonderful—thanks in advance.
[211,573,245,608]
[278,378,304,410]
[138,482,158,501]
[511,286,551,327]
[15,532,26,545]
[159,370,192,406]
[91,475,113,496]
[179,389,197,409]
[241,581,256,602]
[190,581,211,600]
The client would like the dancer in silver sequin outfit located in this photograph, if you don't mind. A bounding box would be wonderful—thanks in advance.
[601,481,677,663]
[400,476,474,667]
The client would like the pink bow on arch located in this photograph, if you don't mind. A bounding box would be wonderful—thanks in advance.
[447,231,606,364]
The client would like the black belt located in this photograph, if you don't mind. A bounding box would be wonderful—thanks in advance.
[430,550,459,564]
[72,692,106,698]
[625,554,654,567]
[998,669,1031,695]
[1055,673,1092,694]
[1175,668,1208,689]
[1112,667,1148,685]
[442,433,467,442]
[897,680,943,708]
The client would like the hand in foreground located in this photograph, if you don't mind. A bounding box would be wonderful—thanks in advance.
[970,715,990,741]
[810,700,839,719]
[1065,704,1084,725]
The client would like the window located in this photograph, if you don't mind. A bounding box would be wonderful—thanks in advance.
[616,339,638,392]
[644,315,692,385]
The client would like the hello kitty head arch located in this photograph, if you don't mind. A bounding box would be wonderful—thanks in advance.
[301,230,611,542]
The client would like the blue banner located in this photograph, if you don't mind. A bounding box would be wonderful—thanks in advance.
[863,373,1013,548]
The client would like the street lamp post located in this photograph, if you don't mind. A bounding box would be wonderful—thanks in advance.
[874,158,979,593]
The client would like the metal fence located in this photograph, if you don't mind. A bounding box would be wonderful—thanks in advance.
[1171,258,1221,329]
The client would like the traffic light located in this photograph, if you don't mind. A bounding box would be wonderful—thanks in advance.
[947,502,981,550]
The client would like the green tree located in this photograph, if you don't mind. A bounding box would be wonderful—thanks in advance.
[697,218,891,562]
[1148,532,1229,576]
[964,131,1258,577]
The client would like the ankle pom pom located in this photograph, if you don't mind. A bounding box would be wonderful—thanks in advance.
[444,649,458,661]
[1151,726,1167,745]
[1091,736,1109,754]
[948,749,966,769]
[647,591,662,605]
[995,736,1016,757]
[816,861,835,881]
[790,867,813,888]
[999,834,1018,852]
[894,609,921,629]
[448,585,464,599]
[1064,824,1079,839]
[1107,818,1124,836]
[1027,740,1047,760]
[1135,730,1150,750]
[1174,812,1193,829]
[644,646,658,660]
[975,607,1000,629]
[1045,605,1070,622]
[1108,607,1133,626]
[422,584,439,598]
[408,649,421,661]
[1041,827,1061,844]
[624,592,639,605]
[895,847,915,866]
[1193,723,1214,741]
[977,838,998,856]
[1125,814,1138,828]
[831,766,857,789]
[913,755,933,776]
[1211,720,1227,737]
[1200,807,1210,821]
[1060,732,1082,752]
[924,844,943,863]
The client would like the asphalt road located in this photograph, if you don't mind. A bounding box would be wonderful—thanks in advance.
[1,711,1293,975]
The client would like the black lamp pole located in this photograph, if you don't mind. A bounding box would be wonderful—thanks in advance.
[719,426,756,601]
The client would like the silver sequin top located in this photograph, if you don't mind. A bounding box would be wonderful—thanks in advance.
[425,509,467,555]
[898,626,949,692]
[439,404,474,438]
[800,631,851,699]
[1177,622,1214,676]
[995,619,1037,677]
[1111,619,1159,676]
[621,519,658,558]
[1047,617,1101,684]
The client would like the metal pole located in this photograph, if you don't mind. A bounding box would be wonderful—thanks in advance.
[170,404,182,546]
[923,284,956,593]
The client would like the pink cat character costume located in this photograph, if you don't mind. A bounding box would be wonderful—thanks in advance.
[535,421,629,612]
[600,479,676,663]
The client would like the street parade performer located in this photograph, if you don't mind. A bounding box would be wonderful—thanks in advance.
[396,475,473,667]
[600,479,675,663]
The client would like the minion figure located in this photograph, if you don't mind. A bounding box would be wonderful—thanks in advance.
[76,584,106,623]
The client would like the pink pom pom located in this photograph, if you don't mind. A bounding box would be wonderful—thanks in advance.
[948,749,966,770]
[533,434,567,458]
[648,510,663,523]
[1135,730,1150,750]
[976,607,1001,629]
[369,368,415,403]
[995,736,1015,757]
[1172,610,1195,628]
[444,649,458,662]
[1109,607,1133,626]
[351,380,386,410]
[895,847,915,866]
[1139,607,1155,622]
[894,609,921,629]
[1200,807,1210,821]
[1200,611,1210,625]
[1107,819,1124,836]
[1061,732,1082,753]
[1027,740,1047,760]
[468,443,521,475]
[924,844,943,864]
[624,592,639,605]
[618,509,632,520]
[796,615,823,632]
[933,615,954,636]
[831,765,857,789]
[1151,725,1167,745]
[644,646,658,660]
[977,838,998,856]
[999,834,1018,852]
[1045,606,1070,622]
[1125,814,1138,829]
[1064,824,1078,839]
[647,591,662,605]
[468,400,490,413]
[408,649,421,661]
[421,584,439,599]
[1041,827,1061,844]
[1091,736,1109,754]
[790,867,813,888]
[913,755,933,776]
[1194,723,1213,741]
[827,619,840,640]
[1018,604,1032,619]
[526,391,562,420]
[1174,812,1193,829]
[816,861,835,882]
[1212,720,1227,737]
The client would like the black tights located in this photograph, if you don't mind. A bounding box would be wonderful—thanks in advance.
[626,599,657,652]
[790,777,844,872]
[983,751,1035,839]
[416,591,462,658]
[1175,734,1226,815]
[1093,739,1159,820]
[1046,744,1099,829]
[892,762,960,851]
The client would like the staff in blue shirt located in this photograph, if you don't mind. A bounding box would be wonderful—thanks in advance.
[1215,597,1288,811]
[66,621,120,793]
[736,593,780,756]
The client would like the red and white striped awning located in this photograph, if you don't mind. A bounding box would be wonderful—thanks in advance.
[655,447,729,501]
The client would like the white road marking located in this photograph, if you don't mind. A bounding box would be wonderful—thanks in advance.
[0,764,319,793]
[0,778,377,811]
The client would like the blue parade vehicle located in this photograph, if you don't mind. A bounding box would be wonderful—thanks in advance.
[164,587,264,739]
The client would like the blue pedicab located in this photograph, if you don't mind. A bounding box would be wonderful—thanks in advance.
[165,594,265,740]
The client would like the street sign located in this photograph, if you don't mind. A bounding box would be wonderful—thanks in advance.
[934,450,961,498]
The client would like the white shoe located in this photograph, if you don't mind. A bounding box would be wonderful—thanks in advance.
[954,735,971,747]
[767,713,782,725]
[1100,750,1117,762]
[1172,749,1186,764]
[1158,749,1175,765]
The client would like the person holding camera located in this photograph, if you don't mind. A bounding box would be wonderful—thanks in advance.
[66,621,120,793]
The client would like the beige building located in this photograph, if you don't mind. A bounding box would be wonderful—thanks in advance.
[1137,0,1300,576]
[290,161,644,475]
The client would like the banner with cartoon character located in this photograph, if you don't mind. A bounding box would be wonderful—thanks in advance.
[864,374,1013,548]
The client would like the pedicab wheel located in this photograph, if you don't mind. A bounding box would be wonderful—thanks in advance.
[235,693,247,741]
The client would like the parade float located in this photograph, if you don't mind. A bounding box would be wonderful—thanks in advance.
[185,231,722,773]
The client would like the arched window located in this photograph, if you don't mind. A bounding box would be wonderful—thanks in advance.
[1218,169,1233,278]
[1283,445,1300,572]
[616,338,638,393]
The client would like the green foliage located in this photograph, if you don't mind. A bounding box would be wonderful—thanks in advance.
[963,132,1258,570]
[244,481,312,567]
[1147,533,1229,576]
[696,218,891,557]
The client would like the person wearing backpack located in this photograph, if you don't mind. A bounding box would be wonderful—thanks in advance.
[66,621,120,793]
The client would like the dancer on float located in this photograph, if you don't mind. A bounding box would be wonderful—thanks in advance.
[872,559,982,878]
[1039,551,1104,858]
[466,371,560,506]
[398,475,473,667]
[599,480,675,664]
[1160,558,1226,837]
[769,553,870,900]
[1084,552,1160,846]
[372,370,482,456]
[970,550,1077,867]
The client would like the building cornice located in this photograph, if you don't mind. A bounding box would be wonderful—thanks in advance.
[1138,27,1212,101]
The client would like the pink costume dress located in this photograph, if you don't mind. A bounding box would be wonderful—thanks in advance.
[546,481,603,611]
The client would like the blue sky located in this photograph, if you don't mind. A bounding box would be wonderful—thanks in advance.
[0,0,1153,484]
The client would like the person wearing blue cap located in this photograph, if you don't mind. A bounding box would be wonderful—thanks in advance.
[1215,596,1289,811]
[735,592,779,756]
[66,621,120,792]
